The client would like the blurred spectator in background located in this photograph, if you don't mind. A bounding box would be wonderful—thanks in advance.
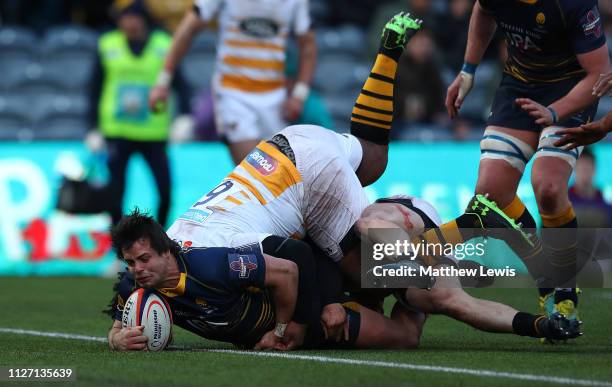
[0,0,71,34]
[569,148,612,227]
[114,0,194,33]
[434,0,470,71]
[0,0,115,33]
[324,0,385,28]
[149,0,317,164]
[86,1,191,227]
[394,28,445,132]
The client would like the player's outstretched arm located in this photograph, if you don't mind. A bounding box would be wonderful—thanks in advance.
[445,1,496,118]
[254,254,301,351]
[107,320,148,351]
[554,112,612,149]
[149,9,206,112]
[522,45,609,126]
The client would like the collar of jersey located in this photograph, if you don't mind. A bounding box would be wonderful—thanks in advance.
[157,254,187,297]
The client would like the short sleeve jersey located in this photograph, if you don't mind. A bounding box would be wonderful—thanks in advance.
[478,0,606,82]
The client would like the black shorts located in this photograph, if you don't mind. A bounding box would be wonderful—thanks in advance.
[487,74,598,132]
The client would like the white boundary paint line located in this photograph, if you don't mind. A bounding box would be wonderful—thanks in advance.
[1,328,611,387]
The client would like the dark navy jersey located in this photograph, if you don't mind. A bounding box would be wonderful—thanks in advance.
[478,0,606,83]
[113,245,275,347]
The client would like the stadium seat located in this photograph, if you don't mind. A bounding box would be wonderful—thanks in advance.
[459,86,491,123]
[35,111,89,140]
[0,96,34,140]
[315,25,367,58]
[41,26,98,89]
[182,51,216,91]
[191,31,217,52]
[313,54,369,94]
[323,92,356,132]
[395,125,456,142]
[310,0,330,23]
[0,27,38,90]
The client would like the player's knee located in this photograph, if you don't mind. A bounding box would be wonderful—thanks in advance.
[533,179,566,213]
[429,288,469,319]
[393,333,420,349]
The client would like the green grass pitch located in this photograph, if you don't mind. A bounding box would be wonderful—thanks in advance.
[1,278,611,386]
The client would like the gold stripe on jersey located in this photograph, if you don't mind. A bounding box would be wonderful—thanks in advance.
[228,172,267,204]
[225,39,284,51]
[157,272,187,297]
[221,74,285,93]
[239,141,302,198]
[223,55,285,71]
[226,195,243,205]
[239,190,251,200]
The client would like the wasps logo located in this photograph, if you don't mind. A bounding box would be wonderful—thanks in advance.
[536,12,545,25]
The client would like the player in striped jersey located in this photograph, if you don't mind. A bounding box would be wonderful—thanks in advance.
[148,0,316,164]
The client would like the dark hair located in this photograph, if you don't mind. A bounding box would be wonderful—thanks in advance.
[111,208,180,260]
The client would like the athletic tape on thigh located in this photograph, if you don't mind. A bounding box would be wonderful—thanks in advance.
[535,126,583,167]
[480,129,535,172]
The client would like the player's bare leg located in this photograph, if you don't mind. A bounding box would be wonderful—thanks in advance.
[227,139,260,165]
[531,152,581,321]
[475,126,539,207]
[352,303,425,349]
[397,268,581,341]
[403,272,517,333]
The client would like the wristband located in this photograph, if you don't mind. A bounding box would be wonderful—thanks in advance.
[273,322,288,338]
[461,62,478,75]
[156,70,173,88]
[291,82,310,101]
[547,107,558,124]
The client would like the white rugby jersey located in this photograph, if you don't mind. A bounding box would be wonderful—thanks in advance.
[194,0,311,93]
[167,140,306,248]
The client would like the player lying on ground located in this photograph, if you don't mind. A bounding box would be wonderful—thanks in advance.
[106,210,425,351]
[339,196,582,342]
[158,13,579,347]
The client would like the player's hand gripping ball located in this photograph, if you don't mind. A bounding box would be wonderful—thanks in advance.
[122,289,173,352]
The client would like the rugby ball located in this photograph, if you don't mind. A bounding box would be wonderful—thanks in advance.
[122,289,173,351]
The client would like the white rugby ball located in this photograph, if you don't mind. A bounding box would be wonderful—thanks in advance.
[122,288,173,351]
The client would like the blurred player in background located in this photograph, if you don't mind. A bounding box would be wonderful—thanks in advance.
[86,1,191,227]
[445,0,609,325]
[148,0,317,164]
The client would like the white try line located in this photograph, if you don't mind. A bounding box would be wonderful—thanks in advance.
[1,327,611,387]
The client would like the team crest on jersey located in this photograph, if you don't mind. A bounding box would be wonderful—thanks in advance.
[246,148,278,176]
[228,254,258,279]
[582,8,602,38]
[536,12,545,25]
[239,17,279,38]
